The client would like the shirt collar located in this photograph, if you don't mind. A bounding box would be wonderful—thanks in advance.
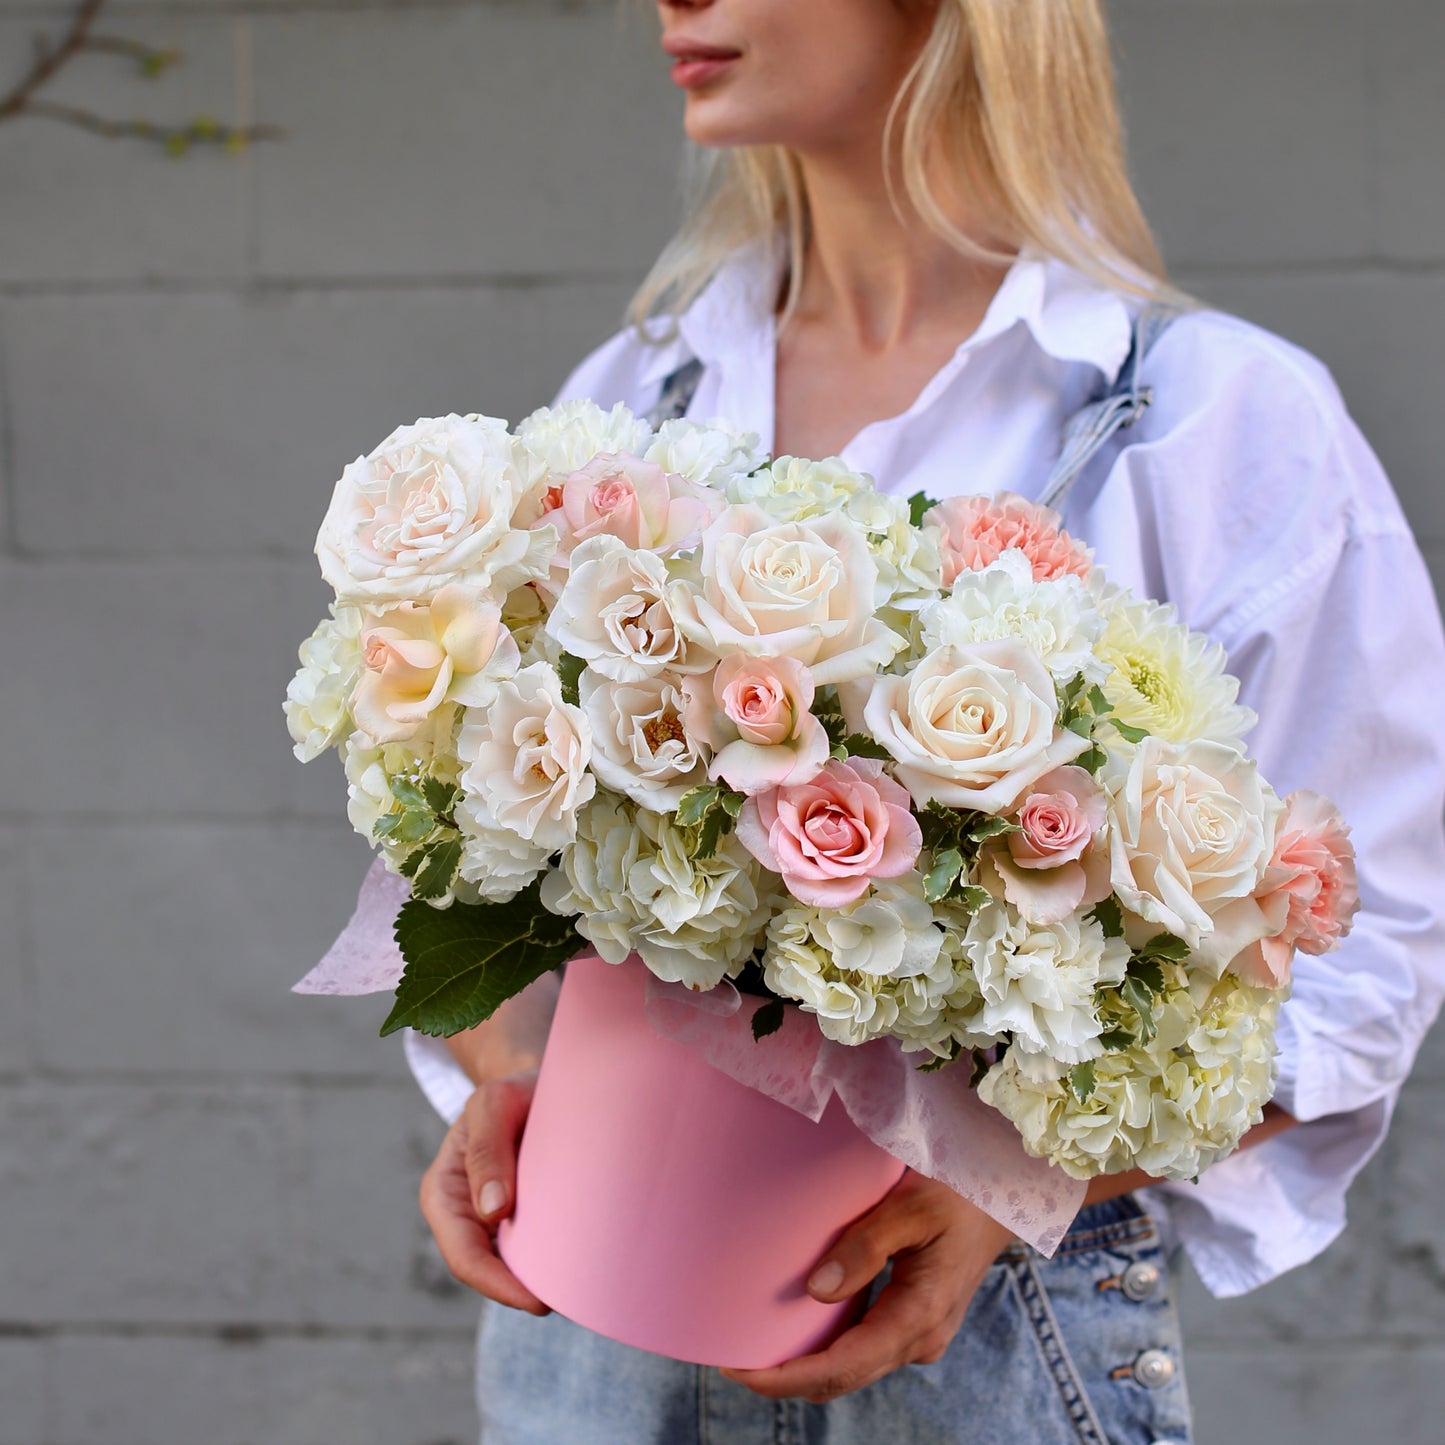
[658,232,1136,387]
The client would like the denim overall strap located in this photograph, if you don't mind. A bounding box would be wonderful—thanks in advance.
[644,356,705,429]
[1035,301,1181,512]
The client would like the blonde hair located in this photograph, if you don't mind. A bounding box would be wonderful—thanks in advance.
[628,0,1195,334]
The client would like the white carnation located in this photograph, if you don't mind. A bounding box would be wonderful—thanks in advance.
[920,550,1107,686]
[542,796,772,991]
[285,606,363,762]
[643,417,762,493]
[725,455,871,521]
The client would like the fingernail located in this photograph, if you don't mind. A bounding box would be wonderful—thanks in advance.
[808,1260,845,1296]
[479,1180,507,1217]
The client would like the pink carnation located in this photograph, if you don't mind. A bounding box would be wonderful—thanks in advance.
[1236,790,1360,988]
[925,491,1093,588]
[736,758,922,908]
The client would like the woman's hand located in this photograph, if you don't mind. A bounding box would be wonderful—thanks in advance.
[721,1169,1014,1403]
[417,1070,550,1315]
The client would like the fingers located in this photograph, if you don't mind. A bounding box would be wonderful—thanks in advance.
[419,1118,550,1315]
[805,1171,940,1303]
[459,1072,537,1226]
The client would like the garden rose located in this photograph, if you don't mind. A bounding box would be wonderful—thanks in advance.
[668,506,905,685]
[681,655,829,795]
[316,414,550,606]
[736,757,922,907]
[863,639,1089,811]
[351,586,519,745]
[580,671,709,812]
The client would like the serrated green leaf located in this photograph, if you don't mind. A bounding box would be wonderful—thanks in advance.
[675,784,721,828]
[398,846,427,880]
[1137,931,1191,965]
[1111,718,1150,744]
[1127,957,1167,997]
[411,837,463,901]
[1089,896,1125,939]
[557,652,586,707]
[750,997,786,1041]
[1065,712,1094,739]
[840,733,893,761]
[1069,1061,1097,1102]
[1120,976,1157,1045]
[1098,1025,1135,1051]
[380,882,580,1037]
[907,490,940,528]
[817,710,848,748]
[1086,684,1112,717]
[422,777,459,815]
[389,776,428,809]
[964,815,1020,842]
[372,811,403,840]
[957,884,993,916]
[693,807,730,860]
[923,848,964,903]
[1076,744,1107,775]
[719,789,746,819]
[915,1037,964,1074]
[393,807,436,845]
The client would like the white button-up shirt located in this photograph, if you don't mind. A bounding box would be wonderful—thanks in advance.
[404,238,1445,1297]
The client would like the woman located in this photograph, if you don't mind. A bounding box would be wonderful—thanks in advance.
[406,2,1445,1441]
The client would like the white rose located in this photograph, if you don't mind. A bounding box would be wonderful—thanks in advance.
[863,639,1089,812]
[542,796,772,991]
[546,536,705,681]
[285,606,363,762]
[668,505,904,685]
[957,899,1129,1069]
[1105,736,1283,951]
[643,417,762,492]
[456,663,595,852]
[580,671,709,812]
[316,414,552,606]
[920,550,1106,686]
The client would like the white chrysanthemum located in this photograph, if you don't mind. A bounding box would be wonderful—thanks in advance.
[920,550,1106,686]
[762,876,954,1046]
[1094,585,1255,748]
[580,671,709,812]
[725,454,871,521]
[643,417,762,493]
[956,898,1129,1069]
[511,399,652,514]
[541,796,772,991]
[978,973,1282,1180]
[285,606,364,761]
[342,705,460,868]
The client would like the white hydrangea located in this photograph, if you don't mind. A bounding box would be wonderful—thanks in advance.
[541,796,772,991]
[725,454,871,521]
[978,974,1282,1180]
[285,606,363,761]
[955,899,1129,1071]
[1094,585,1256,749]
[841,488,944,617]
[920,550,1106,686]
[761,877,955,1047]
[511,399,652,512]
[643,416,762,493]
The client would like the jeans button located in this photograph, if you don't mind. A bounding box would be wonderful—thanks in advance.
[1120,1260,1161,1301]
[1132,1349,1176,1389]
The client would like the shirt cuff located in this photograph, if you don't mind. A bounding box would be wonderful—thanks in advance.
[402,1028,475,1126]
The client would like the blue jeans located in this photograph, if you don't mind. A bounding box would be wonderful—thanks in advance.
[473,1194,1193,1444]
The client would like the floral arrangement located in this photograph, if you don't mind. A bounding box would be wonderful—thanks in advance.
[287,402,1359,1181]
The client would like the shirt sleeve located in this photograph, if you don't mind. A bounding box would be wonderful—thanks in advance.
[1122,328,1445,1295]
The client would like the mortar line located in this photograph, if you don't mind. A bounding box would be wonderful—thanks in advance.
[0,1319,476,1343]
[0,302,16,559]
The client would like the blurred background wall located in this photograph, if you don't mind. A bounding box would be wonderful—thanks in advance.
[1,2,1441,1442]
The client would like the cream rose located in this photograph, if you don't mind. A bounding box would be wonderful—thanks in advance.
[351,586,519,746]
[316,414,551,606]
[667,505,904,685]
[1105,736,1284,952]
[863,639,1089,812]
[580,671,709,812]
[456,662,595,851]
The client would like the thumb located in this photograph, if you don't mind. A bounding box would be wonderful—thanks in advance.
[806,1173,932,1302]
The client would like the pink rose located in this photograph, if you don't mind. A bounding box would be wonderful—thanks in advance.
[534,451,721,581]
[1235,790,1360,987]
[986,766,1112,925]
[924,491,1093,588]
[736,758,922,907]
[681,655,830,795]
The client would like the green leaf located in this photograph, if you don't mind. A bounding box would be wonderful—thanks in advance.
[393,807,436,845]
[1065,712,1095,739]
[1110,718,1150,744]
[915,1037,964,1074]
[1076,743,1107,776]
[817,710,848,749]
[1136,931,1191,966]
[1098,1025,1135,1051]
[963,815,1020,842]
[380,882,580,1038]
[1127,957,1167,997]
[675,784,721,829]
[839,732,893,761]
[907,490,941,528]
[923,848,964,903]
[1069,1061,1097,1103]
[397,846,427,880]
[719,789,746,819]
[1089,896,1125,939]
[750,997,786,1041]
[411,837,463,901]
[389,776,428,810]
[422,777,459,815]
[1120,976,1158,1045]
[372,811,403,840]
[694,806,731,861]
[557,652,586,707]
[956,884,993,916]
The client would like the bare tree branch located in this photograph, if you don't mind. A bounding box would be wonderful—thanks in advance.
[0,0,106,123]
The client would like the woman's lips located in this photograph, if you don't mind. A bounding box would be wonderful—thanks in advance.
[670,54,738,88]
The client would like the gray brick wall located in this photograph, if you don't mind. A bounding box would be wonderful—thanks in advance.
[1,2,1440,1441]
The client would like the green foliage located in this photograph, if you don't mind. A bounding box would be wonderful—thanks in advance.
[916,802,1018,907]
[557,652,586,707]
[750,997,786,1041]
[1069,1060,1097,1103]
[907,490,941,528]
[1089,896,1125,939]
[674,782,746,861]
[380,882,581,1038]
